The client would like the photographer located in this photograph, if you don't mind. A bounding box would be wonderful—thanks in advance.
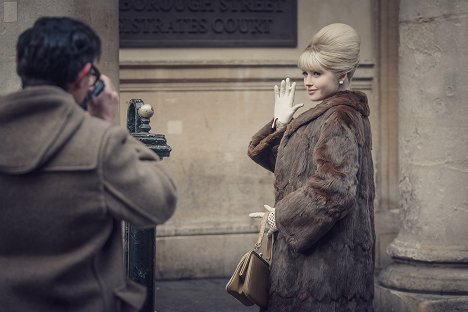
[0,16,177,312]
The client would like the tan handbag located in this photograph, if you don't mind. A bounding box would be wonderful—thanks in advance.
[226,214,273,309]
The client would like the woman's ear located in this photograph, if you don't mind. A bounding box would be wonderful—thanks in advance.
[338,72,348,84]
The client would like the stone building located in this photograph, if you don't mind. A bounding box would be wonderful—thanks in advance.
[1,0,467,310]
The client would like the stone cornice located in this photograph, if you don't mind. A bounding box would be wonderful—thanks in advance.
[120,60,375,91]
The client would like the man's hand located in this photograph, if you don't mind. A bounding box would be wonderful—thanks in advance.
[272,77,303,128]
[249,204,277,235]
[87,74,118,122]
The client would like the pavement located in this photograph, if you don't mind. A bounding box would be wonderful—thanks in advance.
[154,278,259,312]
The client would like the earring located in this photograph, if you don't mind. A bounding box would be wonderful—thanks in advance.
[339,80,344,85]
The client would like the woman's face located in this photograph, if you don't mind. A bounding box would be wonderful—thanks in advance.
[302,68,340,101]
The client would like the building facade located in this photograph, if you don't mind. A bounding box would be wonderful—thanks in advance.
[1,0,467,310]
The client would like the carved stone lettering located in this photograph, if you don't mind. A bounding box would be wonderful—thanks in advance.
[119,0,297,47]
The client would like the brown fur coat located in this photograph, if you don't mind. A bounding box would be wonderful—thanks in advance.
[248,91,375,311]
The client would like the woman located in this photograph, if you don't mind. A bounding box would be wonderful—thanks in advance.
[248,23,375,311]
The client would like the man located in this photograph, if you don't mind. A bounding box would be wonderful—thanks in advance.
[0,17,177,312]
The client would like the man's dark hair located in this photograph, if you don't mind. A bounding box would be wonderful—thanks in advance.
[16,16,101,90]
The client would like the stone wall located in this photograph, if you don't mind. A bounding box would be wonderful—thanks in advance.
[0,0,119,98]
[118,0,395,279]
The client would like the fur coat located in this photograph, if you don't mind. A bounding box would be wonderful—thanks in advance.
[248,91,375,312]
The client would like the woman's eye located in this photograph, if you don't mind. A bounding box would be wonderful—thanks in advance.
[302,71,321,78]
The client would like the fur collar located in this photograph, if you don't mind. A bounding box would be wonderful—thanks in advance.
[285,91,369,138]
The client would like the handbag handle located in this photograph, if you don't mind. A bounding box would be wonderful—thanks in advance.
[254,214,274,261]
[253,214,268,251]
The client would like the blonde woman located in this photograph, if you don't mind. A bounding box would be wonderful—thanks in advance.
[248,23,375,311]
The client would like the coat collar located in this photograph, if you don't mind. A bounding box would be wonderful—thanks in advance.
[284,90,369,138]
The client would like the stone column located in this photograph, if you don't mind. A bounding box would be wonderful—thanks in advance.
[376,0,468,311]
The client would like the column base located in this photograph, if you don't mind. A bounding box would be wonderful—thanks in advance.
[375,284,468,312]
[376,261,468,311]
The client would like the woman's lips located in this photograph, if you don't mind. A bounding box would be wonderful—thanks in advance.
[308,89,317,95]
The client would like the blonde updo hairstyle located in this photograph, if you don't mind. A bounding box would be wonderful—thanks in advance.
[298,23,360,88]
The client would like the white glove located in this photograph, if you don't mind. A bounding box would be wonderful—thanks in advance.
[249,204,277,235]
[272,78,304,128]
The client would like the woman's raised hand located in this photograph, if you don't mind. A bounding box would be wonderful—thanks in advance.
[272,77,304,128]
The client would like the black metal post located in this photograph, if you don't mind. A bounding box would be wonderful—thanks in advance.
[125,99,171,312]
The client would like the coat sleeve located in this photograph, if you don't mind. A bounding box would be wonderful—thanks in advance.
[275,109,360,253]
[247,120,287,172]
[100,126,177,228]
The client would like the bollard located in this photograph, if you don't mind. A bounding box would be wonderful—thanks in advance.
[125,99,171,312]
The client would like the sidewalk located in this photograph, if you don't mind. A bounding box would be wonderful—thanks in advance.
[155,278,259,312]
